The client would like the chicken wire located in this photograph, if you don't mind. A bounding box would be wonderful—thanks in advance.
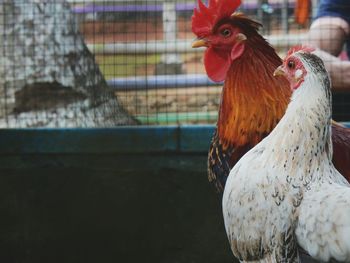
[0,0,348,128]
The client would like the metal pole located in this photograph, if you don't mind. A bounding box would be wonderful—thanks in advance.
[161,1,182,65]
[257,0,263,25]
[311,0,319,19]
[281,0,289,34]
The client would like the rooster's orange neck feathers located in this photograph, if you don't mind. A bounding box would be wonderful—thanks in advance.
[217,34,291,149]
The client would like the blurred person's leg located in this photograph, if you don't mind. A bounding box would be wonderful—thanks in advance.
[308,17,348,56]
[306,17,350,91]
[313,49,350,91]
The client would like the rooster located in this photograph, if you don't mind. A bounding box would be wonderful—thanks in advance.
[191,0,350,192]
[223,46,350,263]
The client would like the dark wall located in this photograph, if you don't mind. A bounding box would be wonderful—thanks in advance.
[0,127,236,263]
[4,120,350,262]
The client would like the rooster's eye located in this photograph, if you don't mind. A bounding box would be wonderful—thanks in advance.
[221,29,232,37]
[287,60,295,69]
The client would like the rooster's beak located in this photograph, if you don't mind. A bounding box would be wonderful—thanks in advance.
[273,66,286,77]
[192,38,208,48]
[235,33,247,42]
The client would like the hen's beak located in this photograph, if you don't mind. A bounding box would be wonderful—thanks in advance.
[192,38,208,48]
[273,66,286,77]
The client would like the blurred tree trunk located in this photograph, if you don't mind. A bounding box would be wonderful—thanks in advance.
[0,0,136,127]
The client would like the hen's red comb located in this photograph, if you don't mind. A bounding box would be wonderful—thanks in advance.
[191,0,241,37]
[287,45,315,57]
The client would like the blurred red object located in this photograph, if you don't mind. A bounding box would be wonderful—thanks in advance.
[295,0,311,26]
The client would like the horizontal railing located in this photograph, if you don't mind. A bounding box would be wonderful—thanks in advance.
[0,123,349,154]
[87,34,307,54]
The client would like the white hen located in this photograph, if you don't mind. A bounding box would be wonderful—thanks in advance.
[222,46,350,263]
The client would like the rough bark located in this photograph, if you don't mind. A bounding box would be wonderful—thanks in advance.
[0,0,136,127]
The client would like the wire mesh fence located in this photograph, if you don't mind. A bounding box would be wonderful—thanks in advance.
[0,0,348,128]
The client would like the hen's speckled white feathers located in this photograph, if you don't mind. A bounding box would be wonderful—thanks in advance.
[297,184,350,262]
[222,50,350,263]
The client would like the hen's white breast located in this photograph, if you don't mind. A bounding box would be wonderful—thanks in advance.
[222,145,299,261]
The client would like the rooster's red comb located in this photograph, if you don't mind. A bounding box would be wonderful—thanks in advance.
[191,0,241,37]
[287,45,316,57]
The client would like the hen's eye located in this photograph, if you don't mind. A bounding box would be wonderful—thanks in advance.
[287,60,295,69]
[221,29,232,37]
